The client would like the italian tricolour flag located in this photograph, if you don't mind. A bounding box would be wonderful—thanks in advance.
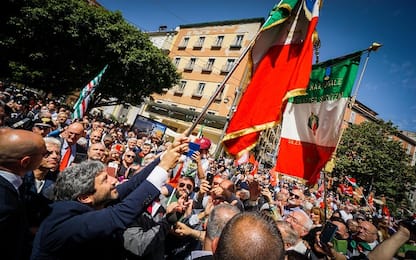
[223,0,320,157]
[275,52,362,184]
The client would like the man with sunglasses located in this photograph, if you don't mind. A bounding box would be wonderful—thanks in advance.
[117,151,141,180]
[284,187,305,216]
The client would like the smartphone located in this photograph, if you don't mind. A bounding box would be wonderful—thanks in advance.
[206,172,214,186]
[107,162,118,178]
[186,142,200,157]
[320,221,338,245]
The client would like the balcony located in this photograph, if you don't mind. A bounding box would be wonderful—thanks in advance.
[201,65,213,74]
[193,43,203,50]
[220,65,232,75]
[177,44,187,50]
[173,88,184,96]
[191,92,203,99]
[211,44,222,50]
[183,66,194,72]
[229,43,242,50]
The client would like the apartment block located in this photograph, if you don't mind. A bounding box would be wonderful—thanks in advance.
[144,18,264,151]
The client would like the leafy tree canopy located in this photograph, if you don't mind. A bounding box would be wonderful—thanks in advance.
[333,120,416,212]
[0,0,180,107]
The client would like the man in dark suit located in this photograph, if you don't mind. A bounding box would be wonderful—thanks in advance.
[31,136,189,260]
[0,128,47,260]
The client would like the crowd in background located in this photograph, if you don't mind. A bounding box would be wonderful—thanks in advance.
[1,84,416,260]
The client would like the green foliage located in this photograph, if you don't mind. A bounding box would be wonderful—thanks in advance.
[333,120,415,213]
[0,0,179,107]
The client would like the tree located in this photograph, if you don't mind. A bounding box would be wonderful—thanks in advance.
[333,120,415,213]
[0,0,180,108]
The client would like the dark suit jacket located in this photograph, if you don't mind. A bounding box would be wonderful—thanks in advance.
[0,175,31,260]
[31,157,162,260]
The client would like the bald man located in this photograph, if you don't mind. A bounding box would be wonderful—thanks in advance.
[57,122,87,171]
[213,212,285,260]
[0,128,47,259]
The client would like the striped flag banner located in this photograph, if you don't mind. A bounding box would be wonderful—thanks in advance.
[72,65,108,119]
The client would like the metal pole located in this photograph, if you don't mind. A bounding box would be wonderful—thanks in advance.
[214,66,249,158]
[185,39,253,137]
[350,42,382,106]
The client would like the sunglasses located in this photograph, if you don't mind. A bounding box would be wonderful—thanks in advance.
[43,150,59,158]
[290,192,301,199]
[178,182,193,190]
[125,154,135,158]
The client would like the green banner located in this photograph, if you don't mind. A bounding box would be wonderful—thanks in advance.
[291,51,362,104]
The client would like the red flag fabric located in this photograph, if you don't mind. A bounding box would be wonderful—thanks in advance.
[234,151,249,166]
[248,154,259,175]
[222,0,320,157]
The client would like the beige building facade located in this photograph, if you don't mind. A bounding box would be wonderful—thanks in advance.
[143,18,264,151]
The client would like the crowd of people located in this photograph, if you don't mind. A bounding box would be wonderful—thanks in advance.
[1,85,416,260]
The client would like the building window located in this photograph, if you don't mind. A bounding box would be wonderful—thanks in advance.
[193,36,205,49]
[174,80,186,95]
[214,84,225,101]
[202,58,215,73]
[178,37,189,50]
[193,83,205,98]
[230,35,243,49]
[197,83,205,94]
[211,35,224,49]
[221,59,235,74]
[174,57,181,67]
[349,111,356,123]
[184,58,196,72]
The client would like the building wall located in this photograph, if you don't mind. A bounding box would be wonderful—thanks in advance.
[145,19,264,146]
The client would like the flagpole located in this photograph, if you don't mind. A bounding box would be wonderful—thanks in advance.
[214,65,250,158]
[185,14,274,137]
[185,37,254,137]
[350,42,382,106]
[329,43,382,155]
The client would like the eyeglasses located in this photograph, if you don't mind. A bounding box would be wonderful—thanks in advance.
[125,155,135,158]
[286,214,304,226]
[178,182,193,191]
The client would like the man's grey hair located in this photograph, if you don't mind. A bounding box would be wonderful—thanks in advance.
[296,209,313,231]
[43,137,61,148]
[54,160,105,201]
[276,220,299,247]
[206,204,241,240]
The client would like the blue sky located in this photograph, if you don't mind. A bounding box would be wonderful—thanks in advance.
[99,0,416,132]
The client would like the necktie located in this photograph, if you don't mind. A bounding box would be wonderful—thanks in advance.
[59,146,72,172]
